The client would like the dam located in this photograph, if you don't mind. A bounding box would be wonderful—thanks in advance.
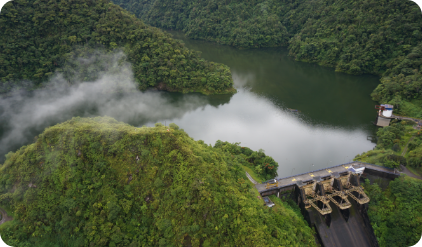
[256,162,400,247]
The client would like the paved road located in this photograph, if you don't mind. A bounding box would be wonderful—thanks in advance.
[393,115,422,126]
[256,162,398,193]
[0,207,13,226]
[245,172,258,185]
[400,165,422,180]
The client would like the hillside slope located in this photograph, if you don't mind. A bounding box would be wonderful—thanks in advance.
[0,117,315,246]
[114,0,421,75]
[364,176,422,247]
[113,0,422,117]
[0,0,234,95]
[112,0,295,49]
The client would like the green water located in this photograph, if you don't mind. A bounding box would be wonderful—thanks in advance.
[164,31,380,178]
[0,31,380,178]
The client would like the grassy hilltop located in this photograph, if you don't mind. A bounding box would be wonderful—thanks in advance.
[0,0,234,95]
[0,117,315,246]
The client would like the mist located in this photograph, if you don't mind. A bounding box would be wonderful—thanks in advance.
[0,47,377,177]
[0,50,209,163]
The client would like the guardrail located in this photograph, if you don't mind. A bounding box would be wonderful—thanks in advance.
[263,162,398,185]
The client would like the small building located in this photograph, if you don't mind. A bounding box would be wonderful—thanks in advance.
[375,104,394,127]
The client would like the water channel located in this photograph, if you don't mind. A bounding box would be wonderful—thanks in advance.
[0,31,381,178]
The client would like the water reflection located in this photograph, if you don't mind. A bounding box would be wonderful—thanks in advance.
[146,88,375,178]
[170,31,380,128]
[155,31,380,177]
[1,33,379,179]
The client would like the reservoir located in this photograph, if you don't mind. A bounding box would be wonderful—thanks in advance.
[0,31,380,178]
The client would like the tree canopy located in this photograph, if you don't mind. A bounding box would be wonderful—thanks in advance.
[364,176,422,247]
[113,0,421,74]
[113,0,422,117]
[0,117,315,246]
[0,0,235,95]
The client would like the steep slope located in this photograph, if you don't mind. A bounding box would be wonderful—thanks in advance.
[0,117,315,246]
[0,0,234,94]
[371,42,422,118]
[114,0,421,76]
[113,0,295,48]
[285,0,422,75]
[363,177,422,247]
[113,0,422,116]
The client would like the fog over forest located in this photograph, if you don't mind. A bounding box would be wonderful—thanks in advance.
[0,51,208,163]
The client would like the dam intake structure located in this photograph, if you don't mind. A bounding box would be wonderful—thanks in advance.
[293,172,369,216]
[257,162,400,247]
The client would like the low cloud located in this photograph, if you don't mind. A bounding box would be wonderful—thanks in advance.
[0,50,208,162]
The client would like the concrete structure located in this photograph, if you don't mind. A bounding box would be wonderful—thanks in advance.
[374,104,422,128]
[257,161,399,247]
[375,104,394,127]
[379,104,393,117]
[257,161,399,196]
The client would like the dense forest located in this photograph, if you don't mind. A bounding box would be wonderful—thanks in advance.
[0,117,315,246]
[354,118,422,246]
[354,120,421,172]
[113,0,421,72]
[1,0,422,245]
[113,0,422,118]
[0,0,235,94]
[364,177,422,247]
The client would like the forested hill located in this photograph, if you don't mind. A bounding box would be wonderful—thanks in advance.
[113,0,422,117]
[112,0,421,74]
[0,0,234,95]
[0,117,315,246]
[113,0,295,48]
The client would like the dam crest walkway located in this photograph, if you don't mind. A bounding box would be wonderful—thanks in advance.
[256,161,399,194]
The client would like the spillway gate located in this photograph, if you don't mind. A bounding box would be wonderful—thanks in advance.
[256,162,399,247]
[256,162,398,215]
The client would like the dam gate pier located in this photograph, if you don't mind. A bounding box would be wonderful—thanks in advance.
[256,162,399,247]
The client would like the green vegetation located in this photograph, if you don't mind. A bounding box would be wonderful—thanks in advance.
[285,0,422,76]
[354,120,422,170]
[0,117,315,246]
[0,0,235,94]
[112,0,292,49]
[213,141,278,181]
[113,0,422,65]
[371,43,422,118]
[364,176,422,247]
[113,0,422,117]
[241,165,262,184]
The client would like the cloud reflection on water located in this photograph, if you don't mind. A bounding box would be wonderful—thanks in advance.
[145,87,375,178]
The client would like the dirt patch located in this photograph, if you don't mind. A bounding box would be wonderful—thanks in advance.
[155,82,168,91]
[0,207,13,226]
